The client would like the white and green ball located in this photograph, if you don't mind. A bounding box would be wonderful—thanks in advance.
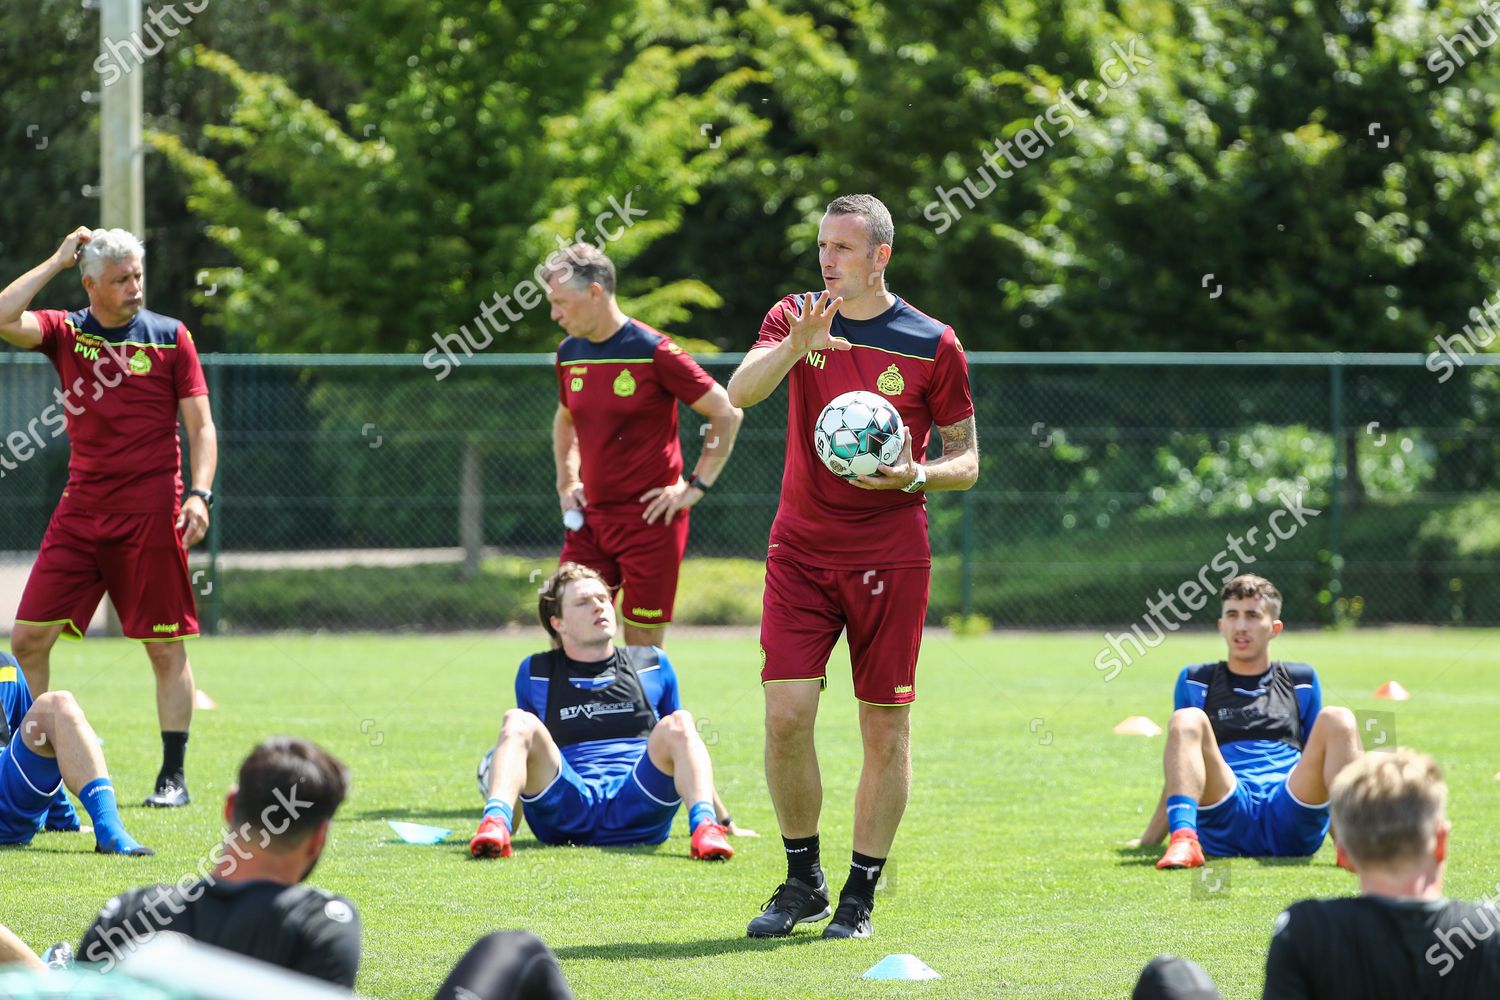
[814,390,904,480]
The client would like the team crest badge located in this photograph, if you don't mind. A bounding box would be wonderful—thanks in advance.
[613,369,637,397]
[128,349,152,375]
[876,364,905,396]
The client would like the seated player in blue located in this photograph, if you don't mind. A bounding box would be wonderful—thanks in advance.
[468,562,735,862]
[0,652,154,855]
[1130,574,1362,869]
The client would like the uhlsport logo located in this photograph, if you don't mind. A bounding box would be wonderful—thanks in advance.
[151,623,180,634]
[630,606,663,619]
[613,369,637,397]
[876,364,905,396]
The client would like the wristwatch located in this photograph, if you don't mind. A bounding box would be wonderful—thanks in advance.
[901,465,927,494]
[188,487,214,508]
[688,474,712,493]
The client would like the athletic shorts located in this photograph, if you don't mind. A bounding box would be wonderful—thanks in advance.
[16,500,199,642]
[559,510,690,629]
[0,739,64,846]
[1197,773,1330,857]
[519,751,680,847]
[759,556,929,706]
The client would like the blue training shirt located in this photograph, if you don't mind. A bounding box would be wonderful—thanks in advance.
[0,652,32,746]
[515,647,681,789]
[1174,661,1322,781]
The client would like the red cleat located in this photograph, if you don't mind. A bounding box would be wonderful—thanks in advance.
[1156,829,1205,869]
[469,816,512,859]
[690,821,734,861]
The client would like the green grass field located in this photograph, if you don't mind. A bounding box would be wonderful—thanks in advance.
[4,628,1498,998]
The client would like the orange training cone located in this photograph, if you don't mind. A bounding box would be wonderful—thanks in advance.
[194,689,218,710]
[1374,681,1410,701]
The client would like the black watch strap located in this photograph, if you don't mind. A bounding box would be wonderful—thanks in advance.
[189,487,214,508]
[688,474,712,493]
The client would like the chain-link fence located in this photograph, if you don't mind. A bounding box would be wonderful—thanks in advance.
[2,352,1497,633]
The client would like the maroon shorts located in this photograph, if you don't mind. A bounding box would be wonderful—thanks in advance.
[16,501,199,642]
[759,556,929,705]
[559,510,690,629]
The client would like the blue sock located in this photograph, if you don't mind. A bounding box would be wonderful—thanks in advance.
[1166,795,1199,835]
[688,800,716,834]
[81,778,146,854]
[483,798,513,833]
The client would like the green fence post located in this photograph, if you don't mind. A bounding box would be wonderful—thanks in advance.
[960,488,975,621]
[1328,358,1344,626]
[206,356,222,636]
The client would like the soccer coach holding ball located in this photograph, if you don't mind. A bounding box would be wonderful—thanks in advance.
[728,195,979,940]
[0,227,217,810]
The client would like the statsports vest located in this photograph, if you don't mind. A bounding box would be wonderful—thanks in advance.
[1202,660,1304,751]
[537,647,660,749]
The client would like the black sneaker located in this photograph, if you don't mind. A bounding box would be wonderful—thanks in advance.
[746,871,831,938]
[142,777,190,808]
[822,895,873,939]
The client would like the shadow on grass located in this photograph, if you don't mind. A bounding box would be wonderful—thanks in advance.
[1113,843,1325,868]
[553,933,825,962]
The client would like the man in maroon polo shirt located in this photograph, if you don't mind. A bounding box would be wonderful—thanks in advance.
[0,227,218,811]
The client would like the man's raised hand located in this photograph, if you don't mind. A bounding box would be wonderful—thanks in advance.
[783,291,852,355]
[54,227,92,270]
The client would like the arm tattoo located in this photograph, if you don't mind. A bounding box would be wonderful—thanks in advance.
[937,416,977,457]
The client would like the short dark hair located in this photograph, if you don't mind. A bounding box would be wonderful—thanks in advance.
[232,738,350,849]
[1221,574,1282,619]
[543,243,616,295]
[538,562,608,645]
[825,194,894,251]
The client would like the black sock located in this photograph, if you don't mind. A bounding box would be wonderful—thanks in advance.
[159,731,188,784]
[841,851,885,909]
[783,834,820,885]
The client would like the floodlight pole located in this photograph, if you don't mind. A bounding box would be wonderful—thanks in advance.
[100,0,145,235]
[98,0,145,637]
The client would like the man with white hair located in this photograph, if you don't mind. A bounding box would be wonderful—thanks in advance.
[0,227,218,811]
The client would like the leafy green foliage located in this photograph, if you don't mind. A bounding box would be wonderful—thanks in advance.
[146,1,767,352]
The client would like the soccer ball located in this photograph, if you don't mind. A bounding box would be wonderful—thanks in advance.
[814,390,905,480]
[476,748,494,799]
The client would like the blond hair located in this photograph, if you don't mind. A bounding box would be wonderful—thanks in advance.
[1330,749,1447,868]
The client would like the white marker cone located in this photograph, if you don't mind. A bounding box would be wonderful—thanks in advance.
[862,954,941,980]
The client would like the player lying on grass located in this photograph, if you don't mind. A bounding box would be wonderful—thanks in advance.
[80,737,360,988]
[469,562,735,862]
[1263,748,1500,998]
[0,652,153,855]
[1130,574,1361,869]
